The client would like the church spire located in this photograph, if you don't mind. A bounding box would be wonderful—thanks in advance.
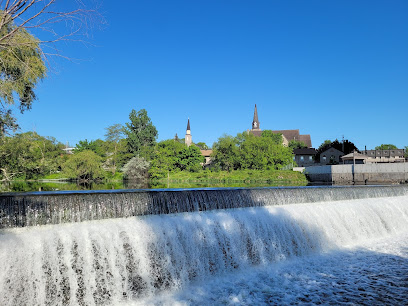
[185,118,192,147]
[252,104,260,130]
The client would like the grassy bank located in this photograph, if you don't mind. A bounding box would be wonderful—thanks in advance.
[154,169,307,186]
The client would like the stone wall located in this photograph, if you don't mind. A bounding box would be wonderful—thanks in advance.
[305,163,408,184]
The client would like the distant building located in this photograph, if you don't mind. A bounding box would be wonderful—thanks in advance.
[340,152,367,164]
[341,149,406,164]
[293,148,317,167]
[249,104,312,148]
[364,149,405,163]
[319,147,344,165]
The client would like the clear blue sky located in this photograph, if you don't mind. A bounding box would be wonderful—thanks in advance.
[15,0,408,150]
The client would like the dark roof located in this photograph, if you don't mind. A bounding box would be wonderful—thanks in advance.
[320,147,344,155]
[298,134,312,148]
[186,118,190,131]
[293,148,317,155]
[272,129,300,141]
[271,129,312,148]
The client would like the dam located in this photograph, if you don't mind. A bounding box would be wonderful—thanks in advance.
[0,186,407,305]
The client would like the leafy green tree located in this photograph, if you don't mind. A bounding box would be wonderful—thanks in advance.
[211,135,240,171]
[0,132,64,180]
[178,145,205,172]
[375,144,397,150]
[122,156,150,180]
[0,24,46,136]
[124,109,158,160]
[318,140,332,151]
[74,139,107,156]
[104,124,125,174]
[211,132,293,171]
[149,139,205,179]
[261,130,283,145]
[195,142,209,150]
[288,139,307,150]
[62,150,105,181]
[238,133,293,170]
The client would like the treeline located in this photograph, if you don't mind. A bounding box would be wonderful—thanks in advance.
[0,109,305,182]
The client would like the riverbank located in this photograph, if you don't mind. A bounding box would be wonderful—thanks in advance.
[154,169,307,185]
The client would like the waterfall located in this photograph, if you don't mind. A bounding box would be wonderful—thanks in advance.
[0,188,407,305]
[1,185,407,228]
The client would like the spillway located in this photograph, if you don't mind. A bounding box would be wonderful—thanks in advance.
[0,186,407,305]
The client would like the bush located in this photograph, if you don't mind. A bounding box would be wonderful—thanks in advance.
[122,156,150,180]
[62,150,105,181]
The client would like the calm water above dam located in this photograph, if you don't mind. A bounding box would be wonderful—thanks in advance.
[0,186,407,305]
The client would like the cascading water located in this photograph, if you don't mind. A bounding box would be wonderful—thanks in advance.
[0,186,407,305]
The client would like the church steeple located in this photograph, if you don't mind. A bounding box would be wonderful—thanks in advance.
[252,104,260,130]
[185,118,192,147]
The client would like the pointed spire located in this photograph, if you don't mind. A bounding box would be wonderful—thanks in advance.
[185,118,192,146]
[186,118,190,131]
[252,104,260,130]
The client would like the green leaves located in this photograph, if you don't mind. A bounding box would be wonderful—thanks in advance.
[124,109,158,159]
[211,132,293,171]
[149,140,205,179]
[62,150,105,181]
[0,23,46,136]
[0,132,64,180]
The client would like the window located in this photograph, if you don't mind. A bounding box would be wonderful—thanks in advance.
[300,156,304,161]
[322,155,327,161]
[293,156,295,160]
[309,156,313,161]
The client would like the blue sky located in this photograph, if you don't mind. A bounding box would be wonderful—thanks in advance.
[15,0,408,149]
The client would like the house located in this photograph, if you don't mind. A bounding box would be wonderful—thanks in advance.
[319,147,344,165]
[293,148,317,167]
[363,149,405,163]
[249,104,312,147]
[341,152,368,164]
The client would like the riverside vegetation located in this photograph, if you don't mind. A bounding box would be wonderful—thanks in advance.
[1,109,405,192]
[0,109,311,192]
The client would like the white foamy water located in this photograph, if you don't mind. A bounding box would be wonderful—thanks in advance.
[1,195,407,305]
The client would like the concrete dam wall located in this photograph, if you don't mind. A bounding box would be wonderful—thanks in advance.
[305,163,408,184]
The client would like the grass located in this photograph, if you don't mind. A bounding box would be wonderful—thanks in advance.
[155,169,307,185]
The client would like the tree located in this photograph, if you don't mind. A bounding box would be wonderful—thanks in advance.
[211,135,240,171]
[0,131,64,180]
[149,139,205,179]
[104,123,125,174]
[0,25,46,136]
[211,132,293,171]
[124,109,158,159]
[261,130,283,145]
[375,144,397,150]
[74,139,107,157]
[122,156,150,180]
[195,142,208,150]
[0,1,101,136]
[0,1,100,53]
[62,150,105,181]
[405,146,408,159]
[288,139,307,150]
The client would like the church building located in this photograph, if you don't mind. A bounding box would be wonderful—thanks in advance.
[249,104,312,148]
